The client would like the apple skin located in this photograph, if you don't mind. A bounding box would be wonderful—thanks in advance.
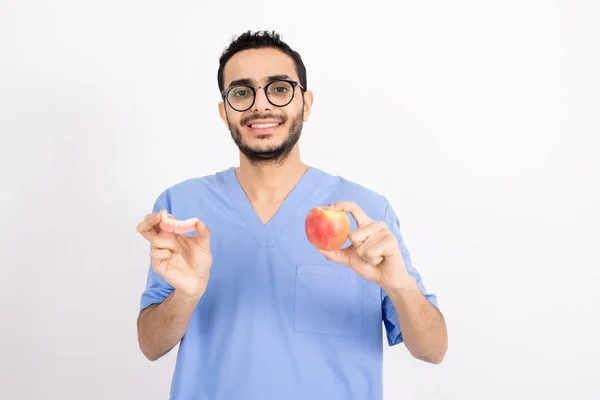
[305,206,351,250]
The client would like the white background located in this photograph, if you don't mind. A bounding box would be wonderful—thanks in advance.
[1,0,599,399]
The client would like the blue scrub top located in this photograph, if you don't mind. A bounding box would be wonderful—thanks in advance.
[140,166,439,400]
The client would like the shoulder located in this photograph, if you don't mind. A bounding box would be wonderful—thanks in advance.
[152,167,232,210]
[314,167,391,221]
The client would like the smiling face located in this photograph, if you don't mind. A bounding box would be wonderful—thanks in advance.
[218,47,313,165]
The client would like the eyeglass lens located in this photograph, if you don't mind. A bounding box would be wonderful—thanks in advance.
[227,80,294,111]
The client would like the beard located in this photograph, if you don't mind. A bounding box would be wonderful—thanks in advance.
[227,109,304,166]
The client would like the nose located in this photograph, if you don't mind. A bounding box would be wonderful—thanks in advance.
[252,86,272,112]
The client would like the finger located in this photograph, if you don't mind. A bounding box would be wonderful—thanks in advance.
[354,227,385,261]
[152,257,170,276]
[317,246,353,266]
[360,233,400,265]
[136,210,165,240]
[330,201,372,227]
[356,235,386,265]
[348,221,388,246]
[151,248,172,263]
[194,220,211,249]
[151,235,180,253]
[318,246,378,282]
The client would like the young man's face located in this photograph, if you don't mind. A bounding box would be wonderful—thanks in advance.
[219,47,313,164]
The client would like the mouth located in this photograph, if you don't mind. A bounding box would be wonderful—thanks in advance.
[245,119,283,133]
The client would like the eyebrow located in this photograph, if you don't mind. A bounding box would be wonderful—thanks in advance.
[227,74,291,88]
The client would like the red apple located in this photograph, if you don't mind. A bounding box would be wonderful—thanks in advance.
[305,206,351,250]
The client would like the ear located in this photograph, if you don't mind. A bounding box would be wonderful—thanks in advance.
[302,89,314,122]
[218,101,229,128]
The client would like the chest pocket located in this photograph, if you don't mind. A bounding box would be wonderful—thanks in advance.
[293,263,364,336]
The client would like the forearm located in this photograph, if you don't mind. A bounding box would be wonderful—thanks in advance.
[387,277,447,364]
[137,289,202,361]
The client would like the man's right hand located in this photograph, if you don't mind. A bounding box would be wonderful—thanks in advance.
[137,210,212,299]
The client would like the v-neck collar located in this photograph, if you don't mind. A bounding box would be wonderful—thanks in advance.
[221,166,323,247]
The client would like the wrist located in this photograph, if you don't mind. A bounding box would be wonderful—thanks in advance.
[174,286,204,304]
[382,274,418,297]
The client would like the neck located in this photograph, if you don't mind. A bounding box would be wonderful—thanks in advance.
[235,146,309,202]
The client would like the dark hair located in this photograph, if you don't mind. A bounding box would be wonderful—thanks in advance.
[217,30,307,94]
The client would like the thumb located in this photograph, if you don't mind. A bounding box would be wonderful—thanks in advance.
[194,220,211,248]
[317,246,352,266]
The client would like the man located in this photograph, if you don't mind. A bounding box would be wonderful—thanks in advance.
[136,30,447,400]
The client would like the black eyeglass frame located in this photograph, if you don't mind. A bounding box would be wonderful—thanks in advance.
[221,79,306,112]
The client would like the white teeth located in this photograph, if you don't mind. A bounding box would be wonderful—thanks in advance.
[250,123,279,128]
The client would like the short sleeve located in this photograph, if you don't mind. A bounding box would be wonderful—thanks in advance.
[380,199,440,346]
[139,195,175,311]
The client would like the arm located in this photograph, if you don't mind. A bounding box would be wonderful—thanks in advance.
[137,289,202,361]
[319,200,447,364]
[136,206,213,361]
[386,279,447,364]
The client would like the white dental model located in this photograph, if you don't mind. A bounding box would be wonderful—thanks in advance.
[159,210,199,234]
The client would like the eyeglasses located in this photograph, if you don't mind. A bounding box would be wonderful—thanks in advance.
[221,79,305,112]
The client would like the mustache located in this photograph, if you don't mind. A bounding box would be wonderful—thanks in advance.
[240,113,286,126]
